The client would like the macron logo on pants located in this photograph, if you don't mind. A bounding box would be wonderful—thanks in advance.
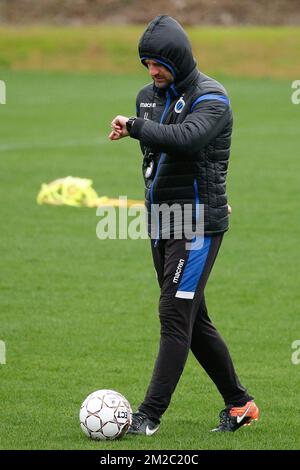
[173,259,185,284]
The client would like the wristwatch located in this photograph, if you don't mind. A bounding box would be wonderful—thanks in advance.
[126,116,136,133]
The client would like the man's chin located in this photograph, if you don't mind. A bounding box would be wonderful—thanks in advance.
[154,80,167,89]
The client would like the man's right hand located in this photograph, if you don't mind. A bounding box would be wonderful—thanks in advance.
[109,115,130,140]
[109,130,122,140]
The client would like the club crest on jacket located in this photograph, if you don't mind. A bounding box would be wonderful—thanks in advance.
[175,97,185,113]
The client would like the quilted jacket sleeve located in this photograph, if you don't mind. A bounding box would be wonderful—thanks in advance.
[130,99,231,154]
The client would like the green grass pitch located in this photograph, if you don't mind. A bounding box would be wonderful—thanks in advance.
[0,69,299,450]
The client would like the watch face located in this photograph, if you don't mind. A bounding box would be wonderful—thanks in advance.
[128,117,135,130]
[126,118,134,132]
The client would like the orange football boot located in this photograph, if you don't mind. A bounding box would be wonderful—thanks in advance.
[211,400,260,432]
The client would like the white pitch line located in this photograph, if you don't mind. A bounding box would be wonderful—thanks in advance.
[0,137,109,152]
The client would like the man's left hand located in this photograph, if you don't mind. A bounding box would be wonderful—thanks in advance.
[109,115,129,140]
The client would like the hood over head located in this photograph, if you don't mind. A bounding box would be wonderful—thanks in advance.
[139,15,197,84]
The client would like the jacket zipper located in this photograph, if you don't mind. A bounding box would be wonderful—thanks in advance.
[194,178,200,223]
[150,90,172,246]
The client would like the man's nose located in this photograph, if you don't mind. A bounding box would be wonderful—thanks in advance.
[149,65,159,76]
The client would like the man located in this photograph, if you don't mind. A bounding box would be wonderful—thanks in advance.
[109,15,259,434]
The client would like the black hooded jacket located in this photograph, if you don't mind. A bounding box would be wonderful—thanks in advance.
[129,15,232,237]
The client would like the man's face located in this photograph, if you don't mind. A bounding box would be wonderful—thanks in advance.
[145,59,174,88]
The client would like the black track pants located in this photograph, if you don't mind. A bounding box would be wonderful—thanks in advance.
[138,234,252,422]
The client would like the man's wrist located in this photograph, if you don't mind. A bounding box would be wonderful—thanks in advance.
[126,116,137,133]
[127,117,146,140]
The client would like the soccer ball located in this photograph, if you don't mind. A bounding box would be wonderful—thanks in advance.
[79,389,132,440]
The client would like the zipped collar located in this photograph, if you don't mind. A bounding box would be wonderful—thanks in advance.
[153,67,199,97]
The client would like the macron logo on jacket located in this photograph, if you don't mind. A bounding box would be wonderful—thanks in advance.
[140,102,156,108]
